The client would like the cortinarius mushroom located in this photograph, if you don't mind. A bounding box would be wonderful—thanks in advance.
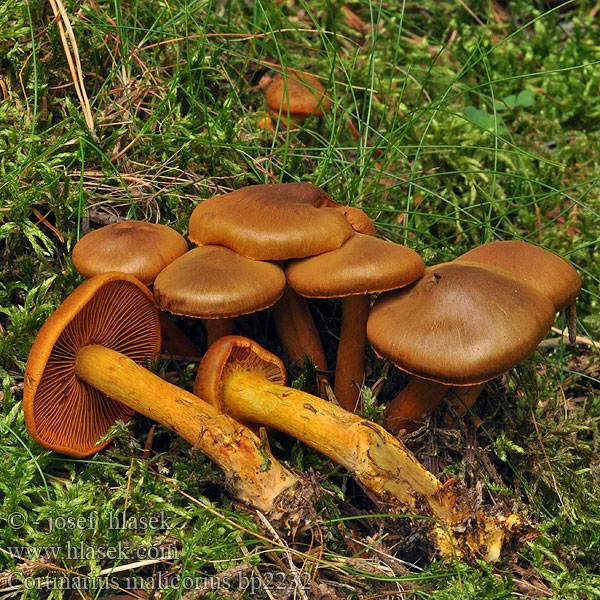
[23,273,316,529]
[188,183,353,261]
[286,234,424,410]
[443,241,582,420]
[195,335,523,562]
[153,246,286,346]
[72,221,188,286]
[265,70,332,126]
[366,262,557,433]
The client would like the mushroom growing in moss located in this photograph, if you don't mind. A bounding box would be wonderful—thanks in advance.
[72,220,188,285]
[72,220,199,358]
[265,70,332,126]
[153,245,286,346]
[366,262,557,433]
[286,234,424,411]
[195,335,524,562]
[23,273,316,530]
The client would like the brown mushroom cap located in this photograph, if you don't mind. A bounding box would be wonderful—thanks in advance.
[334,205,377,237]
[195,335,287,413]
[23,273,160,457]
[153,246,286,319]
[188,183,354,260]
[265,71,332,118]
[454,240,581,311]
[367,262,556,385]
[286,234,425,298]
[72,221,188,286]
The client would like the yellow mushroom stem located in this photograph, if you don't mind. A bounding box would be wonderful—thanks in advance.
[73,344,313,528]
[213,366,522,561]
[271,286,329,393]
[334,294,370,411]
[385,377,486,434]
[204,318,234,347]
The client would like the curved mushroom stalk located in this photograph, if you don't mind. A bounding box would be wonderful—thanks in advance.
[24,274,316,532]
[74,345,312,525]
[196,335,525,562]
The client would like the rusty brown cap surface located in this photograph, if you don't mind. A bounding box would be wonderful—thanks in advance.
[194,335,287,411]
[454,240,581,311]
[72,221,188,286]
[153,246,286,319]
[265,71,332,118]
[188,183,354,260]
[286,234,425,298]
[367,262,556,385]
[23,273,161,457]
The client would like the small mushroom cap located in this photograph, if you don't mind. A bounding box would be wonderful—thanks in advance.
[455,240,581,311]
[286,234,425,298]
[367,262,556,385]
[188,183,354,260]
[23,273,160,457]
[265,71,332,118]
[195,335,287,411]
[153,246,286,319]
[72,221,188,286]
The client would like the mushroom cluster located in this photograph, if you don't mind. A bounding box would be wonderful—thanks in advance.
[24,176,581,563]
[370,244,581,433]
[24,273,316,531]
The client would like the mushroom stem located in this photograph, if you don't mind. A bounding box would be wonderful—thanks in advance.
[444,384,486,425]
[334,294,370,411]
[385,378,450,434]
[73,344,313,527]
[204,318,234,347]
[158,311,202,360]
[271,287,328,389]
[214,367,521,560]
[219,369,454,520]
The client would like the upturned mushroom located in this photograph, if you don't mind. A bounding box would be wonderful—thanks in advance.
[196,335,524,562]
[265,70,332,126]
[366,262,557,433]
[23,273,316,529]
[153,246,286,346]
[286,234,424,411]
[72,220,199,358]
